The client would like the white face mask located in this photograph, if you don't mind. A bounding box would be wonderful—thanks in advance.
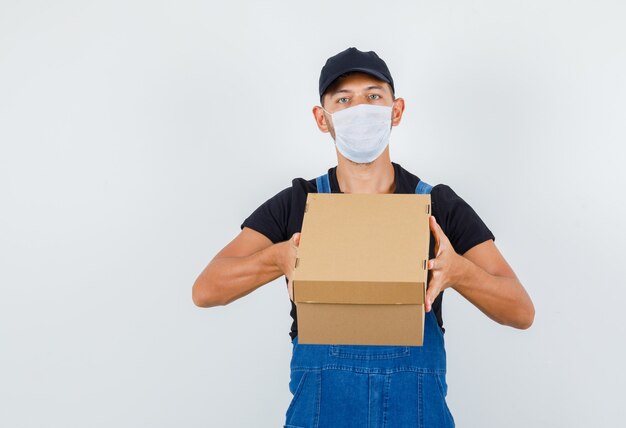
[323,104,393,164]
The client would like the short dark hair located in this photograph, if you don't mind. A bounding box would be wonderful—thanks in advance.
[321,71,395,107]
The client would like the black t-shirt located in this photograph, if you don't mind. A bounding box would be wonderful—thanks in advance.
[240,161,495,340]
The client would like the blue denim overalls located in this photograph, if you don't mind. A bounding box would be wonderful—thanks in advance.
[284,173,455,428]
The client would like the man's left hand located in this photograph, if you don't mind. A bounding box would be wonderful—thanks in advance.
[425,215,469,312]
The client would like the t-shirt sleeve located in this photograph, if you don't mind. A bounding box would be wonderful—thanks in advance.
[240,186,292,244]
[432,184,495,255]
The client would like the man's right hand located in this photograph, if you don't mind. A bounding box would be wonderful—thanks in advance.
[274,232,301,301]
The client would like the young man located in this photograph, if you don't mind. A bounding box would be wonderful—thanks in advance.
[192,47,534,427]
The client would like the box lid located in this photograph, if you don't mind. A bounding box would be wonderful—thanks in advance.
[293,193,431,305]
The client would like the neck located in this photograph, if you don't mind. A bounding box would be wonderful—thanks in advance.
[335,147,395,194]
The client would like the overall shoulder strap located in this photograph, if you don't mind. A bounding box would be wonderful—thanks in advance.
[415,179,433,195]
[315,173,331,194]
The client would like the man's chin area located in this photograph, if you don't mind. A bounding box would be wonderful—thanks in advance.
[335,146,380,166]
[339,151,375,166]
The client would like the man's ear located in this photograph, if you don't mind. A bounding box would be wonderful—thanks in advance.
[312,105,330,133]
[391,98,405,127]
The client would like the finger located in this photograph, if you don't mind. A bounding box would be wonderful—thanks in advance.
[427,258,439,271]
[293,232,301,246]
[425,283,440,313]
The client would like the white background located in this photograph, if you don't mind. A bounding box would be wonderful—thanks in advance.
[1,1,625,427]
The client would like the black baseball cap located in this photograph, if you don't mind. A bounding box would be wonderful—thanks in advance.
[318,47,395,101]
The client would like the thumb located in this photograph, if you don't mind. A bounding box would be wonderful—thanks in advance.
[293,232,301,246]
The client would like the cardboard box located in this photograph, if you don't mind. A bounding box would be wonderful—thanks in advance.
[293,193,431,346]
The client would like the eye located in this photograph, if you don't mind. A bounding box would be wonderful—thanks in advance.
[368,94,381,100]
[337,97,349,104]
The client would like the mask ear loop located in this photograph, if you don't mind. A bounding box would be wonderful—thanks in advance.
[320,106,333,116]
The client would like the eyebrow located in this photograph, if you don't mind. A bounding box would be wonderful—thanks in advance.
[330,85,386,96]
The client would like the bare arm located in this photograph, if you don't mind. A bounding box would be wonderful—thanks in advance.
[426,216,535,329]
[192,227,300,307]
[453,240,534,328]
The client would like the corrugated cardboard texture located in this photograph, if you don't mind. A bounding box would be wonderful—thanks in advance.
[294,193,431,346]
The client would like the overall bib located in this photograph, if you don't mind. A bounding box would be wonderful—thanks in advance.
[284,173,455,428]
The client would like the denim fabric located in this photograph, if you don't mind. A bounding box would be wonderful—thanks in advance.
[284,310,454,428]
[315,174,331,194]
[284,175,454,427]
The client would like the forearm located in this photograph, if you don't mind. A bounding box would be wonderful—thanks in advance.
[453,256,535,329]
[192,244,284,307]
